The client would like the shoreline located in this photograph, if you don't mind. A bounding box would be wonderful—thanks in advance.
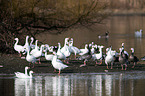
[0,54,145,75]
[110,9,145,16]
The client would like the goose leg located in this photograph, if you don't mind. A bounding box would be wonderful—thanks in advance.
[107,65,109,69]
[125,64,127,70]
[111,62,113,69]
[58,70,61,75]
[132,62,136,68]
[39,58,41,64]
[19,53,22,57]
[65,58,69,64]
[121,64,124,70]
[80,59,87,67]
[96,60,102,65]
[99,60,102,65]
[106,63,109,69]
[54,69,57,72]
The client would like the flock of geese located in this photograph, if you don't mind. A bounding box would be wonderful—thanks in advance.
[14,36,139,78]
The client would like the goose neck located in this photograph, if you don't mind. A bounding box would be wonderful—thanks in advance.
[15,39,18,45]
[35,40,38,49]
[40,45,44,52]
[25,36,29,45]
[25,68,28,75]
[29,73,33,78]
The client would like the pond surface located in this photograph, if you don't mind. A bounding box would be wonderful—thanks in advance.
[1,71,145,96]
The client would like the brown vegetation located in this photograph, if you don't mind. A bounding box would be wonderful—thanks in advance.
[0,0,109,53]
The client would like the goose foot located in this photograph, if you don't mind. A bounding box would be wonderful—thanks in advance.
[80,64,86,67]
[132,66,135,68]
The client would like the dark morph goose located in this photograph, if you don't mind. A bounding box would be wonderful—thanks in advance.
[129,48,139,68]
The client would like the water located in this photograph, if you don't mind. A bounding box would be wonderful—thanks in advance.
[0,72,145,96]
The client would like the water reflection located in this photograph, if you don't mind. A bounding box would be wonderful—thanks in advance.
[15,78,33,96]
[13,72,145,96]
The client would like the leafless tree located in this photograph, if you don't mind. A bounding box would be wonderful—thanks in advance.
[0,0,109,53]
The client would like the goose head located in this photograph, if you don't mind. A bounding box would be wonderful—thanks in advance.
[85,44,88,49]
[14,38,18,41]
[31,37,34,42]
[131,48,134,53]
[64,38,69,46]
[25,66,29,70]
[29,71,34,77]
[26,35,29,39]
[122,43,124,47]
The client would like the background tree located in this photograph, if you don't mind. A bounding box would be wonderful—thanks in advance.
[0,0,109,53]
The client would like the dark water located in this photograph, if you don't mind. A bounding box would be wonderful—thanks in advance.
[1,72,145,96]
[1,16,145,96]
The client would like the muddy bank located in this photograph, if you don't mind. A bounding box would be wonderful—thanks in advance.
[0,54,145,75]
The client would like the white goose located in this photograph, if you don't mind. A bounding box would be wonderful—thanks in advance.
[106,48,118,57]
[92,45,104,64]
[30,37,35,49]
[31,45,45,64]
[14,38,25,57]
[52,52,68,75]
[15,66,29,77]
[15,70,34,79]
[60,38,71,58]
[31,45,45,58]
[23,36,30,54]
[30,40,39,55]
[79,44,89,56]
[135,29,142,37]
[105,47,114,69]
[57,43,66,60]
[44,49,54,61]
[68,38,80,59]
[25,48,38,68]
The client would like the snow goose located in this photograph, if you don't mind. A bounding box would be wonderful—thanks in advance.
[129,48,139,68]
[51,52,68,75]
[57,43,66,60]
[30,40,39,55]
[60,38,71,63]
[44,50,54,61]
[60,38,70,57]
[105,47,114,69]
[68,38,80,59]
[23,36,30,54]
[25,48,38,68]
[92,45,104,64]
[14,38,25,57]
[60,38,69,53]
[15,66,29,77]
[30,45,45,64]
[135,29,142,37]
[79,44,89,56]
[30,37,35,49]
[15,71,34,79]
